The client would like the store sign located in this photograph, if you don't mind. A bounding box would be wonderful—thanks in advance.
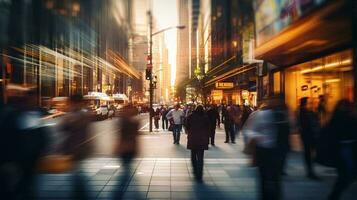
[215,82,234,89]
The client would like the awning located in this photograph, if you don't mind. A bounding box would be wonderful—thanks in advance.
[255,0,352,67]
[204,63,257,87]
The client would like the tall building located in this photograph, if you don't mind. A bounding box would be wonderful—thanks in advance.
[0,0,140,105]
[152,31,170,104]
[176,0,190,87]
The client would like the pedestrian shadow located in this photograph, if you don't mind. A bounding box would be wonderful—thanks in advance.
[192,181,227,199]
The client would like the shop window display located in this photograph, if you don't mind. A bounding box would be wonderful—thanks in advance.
[285,50,353,123]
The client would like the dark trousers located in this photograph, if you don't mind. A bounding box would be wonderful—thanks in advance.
[224,123,235,142]
[162,119,168,130]
[302,139,315,176]
[173,124,182,143]
[154,118,159,129]
[191,149,204,180]
[256,147,283,200]
[328,143,357,200]
[209,128,216,145]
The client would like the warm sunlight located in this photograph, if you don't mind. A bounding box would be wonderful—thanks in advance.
[153,0,178,87]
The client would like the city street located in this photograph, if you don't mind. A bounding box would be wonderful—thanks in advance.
[35,115,357,200]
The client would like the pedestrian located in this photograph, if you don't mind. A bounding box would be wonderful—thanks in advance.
[160,106,168,130]
[60,94,92,200]
[206,104,220,146]
[166,103,185,144]
[186,105,210,182]
[154,107,160,130]
[241,105,253,128]
[242,97,291,200]
[298,97,320,179]
[324,100,357,200]
[222,105,236,143]
[232,104,242,138]
[0,86,49,200]
[183,105,194,134]
[115,104,139,199]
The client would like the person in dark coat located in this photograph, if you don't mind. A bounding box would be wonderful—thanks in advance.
[298,97,319,179]
[241,105,253,128]
[161,106,169,130]
[206,104,220,146]
[222,105,236,143]
[186,105,210,182]
[154,108,160,130]
[326,100,357,200]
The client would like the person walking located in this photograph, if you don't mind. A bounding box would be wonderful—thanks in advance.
[160,106,168,130]
[186,105,210,182]
[324,100,357,200]
[243,98,291,200]
[222,105,236,143]
[298,97,320,179]
[206,104,220,146]
[115,104,139,199]
[60,94,92,200]
[166,104,185,144]
[154,108,160,130]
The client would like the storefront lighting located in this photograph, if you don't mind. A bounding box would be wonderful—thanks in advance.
[300,59,352,74]
[325,79,340,83]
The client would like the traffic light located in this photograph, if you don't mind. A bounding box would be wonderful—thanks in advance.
[145,68,152,80]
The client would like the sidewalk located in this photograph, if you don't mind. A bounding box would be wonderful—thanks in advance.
[35,129,357,200]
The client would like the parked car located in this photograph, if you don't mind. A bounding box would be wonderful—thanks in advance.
[95,105,116,120]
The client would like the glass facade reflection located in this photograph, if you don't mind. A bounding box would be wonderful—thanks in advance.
[285,49,354,122]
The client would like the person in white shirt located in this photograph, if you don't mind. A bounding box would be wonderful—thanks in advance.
[166,104,185,144]
[242,97,291,200]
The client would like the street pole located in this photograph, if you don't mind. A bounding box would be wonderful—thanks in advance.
[148,11,153,132]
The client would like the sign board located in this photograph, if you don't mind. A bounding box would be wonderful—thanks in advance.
[215,82,234,89]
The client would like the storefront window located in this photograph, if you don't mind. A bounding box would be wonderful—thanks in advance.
[273,71,281,94]
[285,49,354,122]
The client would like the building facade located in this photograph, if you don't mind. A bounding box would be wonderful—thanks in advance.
[254,0,356,122]
[0,0,140,105]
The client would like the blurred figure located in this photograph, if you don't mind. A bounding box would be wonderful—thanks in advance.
[154,107,160,130]
[243,97,290,200]
[60,94,92,200]
[222,105,236,143]
[298,97,320,179]
[241,104,253,129]
[166,104,185,144]
[183,104,194,134]
[317,95,326,125]
[160,106,169,130]
[0,85,49,200]
[186,105,210,182]
[115,104,139,199]
[323,100,357,200]
[232,104,242,138]
[206,104,220,146]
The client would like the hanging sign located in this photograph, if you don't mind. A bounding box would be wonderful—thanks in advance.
[215,82,234,89]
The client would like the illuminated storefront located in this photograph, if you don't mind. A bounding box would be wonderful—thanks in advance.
[285,50,354,121]
[254,0,356,119]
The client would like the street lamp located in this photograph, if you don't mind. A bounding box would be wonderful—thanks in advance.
[147,10,185,132]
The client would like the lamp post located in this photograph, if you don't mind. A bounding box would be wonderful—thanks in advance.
[147,11,185,132]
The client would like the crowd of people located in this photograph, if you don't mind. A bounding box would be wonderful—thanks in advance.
[0,84,356,200]
[151,98,356,200]
[152,103,255,145]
